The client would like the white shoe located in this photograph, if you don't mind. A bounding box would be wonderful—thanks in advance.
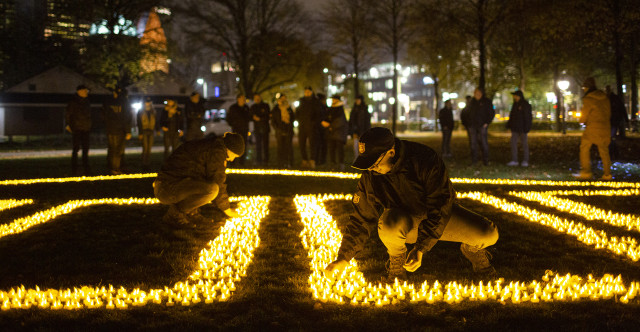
[507,161,519,166]
[521,161,529,167]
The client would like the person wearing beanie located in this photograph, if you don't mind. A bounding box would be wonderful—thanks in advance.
[153,132,244,227]
[573,77,612,180]
[506,90,532,167]
[324,127,499,282]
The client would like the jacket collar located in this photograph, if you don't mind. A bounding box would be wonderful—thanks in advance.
[388,138,405,174]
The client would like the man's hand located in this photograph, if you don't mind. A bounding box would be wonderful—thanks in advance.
[253,115,260,121]
[138,134,143,140]
[403,247,424,272]
[223,208,240,218]
[65,125,72,133]
[483,123,488,129]
[321,121,330,128]
[162,126,169,132]
[178,130,184,137]
[125,133,132,140]
[324,259,349,278]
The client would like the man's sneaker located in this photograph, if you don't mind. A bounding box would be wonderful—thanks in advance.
[521,161,529,167]
[572,172,593,180]
[384,251,408,283]
[186,208,211,223]
[599,174,613,181]
[460,244,496,277]
[163,205,195,228]
[507,161,519,166]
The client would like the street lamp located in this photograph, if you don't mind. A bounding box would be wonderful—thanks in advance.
[197,78,208,98]
[557,80,570,134]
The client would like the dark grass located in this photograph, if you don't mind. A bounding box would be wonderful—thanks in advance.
[0,133,640,331]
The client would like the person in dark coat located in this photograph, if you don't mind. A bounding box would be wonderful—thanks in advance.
[506,90,533,167]
[605,85,628,160]
[65,84,93,175]
[468,88,495,165]
[438,99,454,158]
[250,94,271,166]
[184,92,205,141]
[296,87,323,169]
[348,95,371,161]
[315,93,329,166]
[137,97,157,172]
[154,132,244,228]
[102,86,133,175]
[271,94,295,168]
[226,94,251,166]
[160,99,184,160]
[322,94,349,171]
[324,127,499,281]
[460,95,473,149]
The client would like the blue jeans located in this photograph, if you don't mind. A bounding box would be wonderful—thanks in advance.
[468,126,489,164]
[378,204,499,257]
[510,131,529,163]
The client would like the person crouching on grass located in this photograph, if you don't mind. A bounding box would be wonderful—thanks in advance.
[153,132,244,228]
[325,127,499,282]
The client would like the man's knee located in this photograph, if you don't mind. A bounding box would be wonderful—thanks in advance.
[480,220,499,248]
[379,208,412,231]
[204,183,219,200]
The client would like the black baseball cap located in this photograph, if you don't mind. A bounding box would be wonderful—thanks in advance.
[76,84,90,91]
[352,127,395,170]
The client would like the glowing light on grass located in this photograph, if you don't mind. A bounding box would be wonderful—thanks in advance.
[509,190,640,232]
[0,199,33,212]
[459,192,640,262]
[0,196,269,310]
[3,171,639,188]
[295,194,640,305]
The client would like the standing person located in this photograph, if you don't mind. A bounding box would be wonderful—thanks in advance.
[250,94,271,166]
[506,90,532,167]
[138,97,157,172]
[573,77,612,180]
[160,99,184,160]
[468,88,495,166]
[154,133,244,228]
[324,127,499,281]
[348,95,371,161]
[460,95,473,150]
[102,86,133,175]
[438,99,454,158]
[271,94,295,168]
[321,94,348,171]
[605,85,628,160]
[315,93,329,166]
[296,87,322,168]
[226,94,251,166]
[65,84,93,175]
[184,92,205,141]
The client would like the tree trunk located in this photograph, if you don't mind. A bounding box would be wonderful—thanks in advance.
[391,0,398,135]
[631,32,638,120]
[553,65,562,132]
[477,0,486,92]
[433,77,439,133]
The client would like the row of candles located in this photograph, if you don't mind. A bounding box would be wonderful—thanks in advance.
[509,190,640,232]
[0,196,269,310]
[0,199,33,213]
[3,170,640,189]
[458,192,640,262]
[295,194,640,306]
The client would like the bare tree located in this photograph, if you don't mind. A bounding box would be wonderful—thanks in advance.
[169,0,312,96]
[320,0,375,97]
[373,0,414,134]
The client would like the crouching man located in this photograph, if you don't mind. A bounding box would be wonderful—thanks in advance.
[325,127,499,281]
[153,132,244,228]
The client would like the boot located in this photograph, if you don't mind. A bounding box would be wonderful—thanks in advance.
[186,208,211,223]
[460,243,496,278]
[384,251,407,283]
[163,205,195,228]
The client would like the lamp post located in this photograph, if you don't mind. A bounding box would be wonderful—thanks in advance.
[197,78,208,98]
[557,80,570,134]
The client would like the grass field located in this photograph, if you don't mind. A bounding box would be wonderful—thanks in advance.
[1,132,640,331]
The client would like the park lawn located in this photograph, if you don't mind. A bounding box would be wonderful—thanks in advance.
[0,133,639,330]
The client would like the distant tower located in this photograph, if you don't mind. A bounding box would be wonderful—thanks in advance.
[138,8,169,74]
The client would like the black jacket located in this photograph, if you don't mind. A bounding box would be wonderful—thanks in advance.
[250,101,271,134]
[337,139,455,262]
[348,103,371,136]
[296,96,322,133]
[438,106,454,130]
[324,105,348,142]
[102,95,132,135]
[271,105,295,137]
[156,137,231,211]
[160,107,183,133]
[185,100,205,132]
[609,92,629,125]
[507,99,532,133]
[227,103,251,136]
[469,97,495,129]
[65,95,92,132]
